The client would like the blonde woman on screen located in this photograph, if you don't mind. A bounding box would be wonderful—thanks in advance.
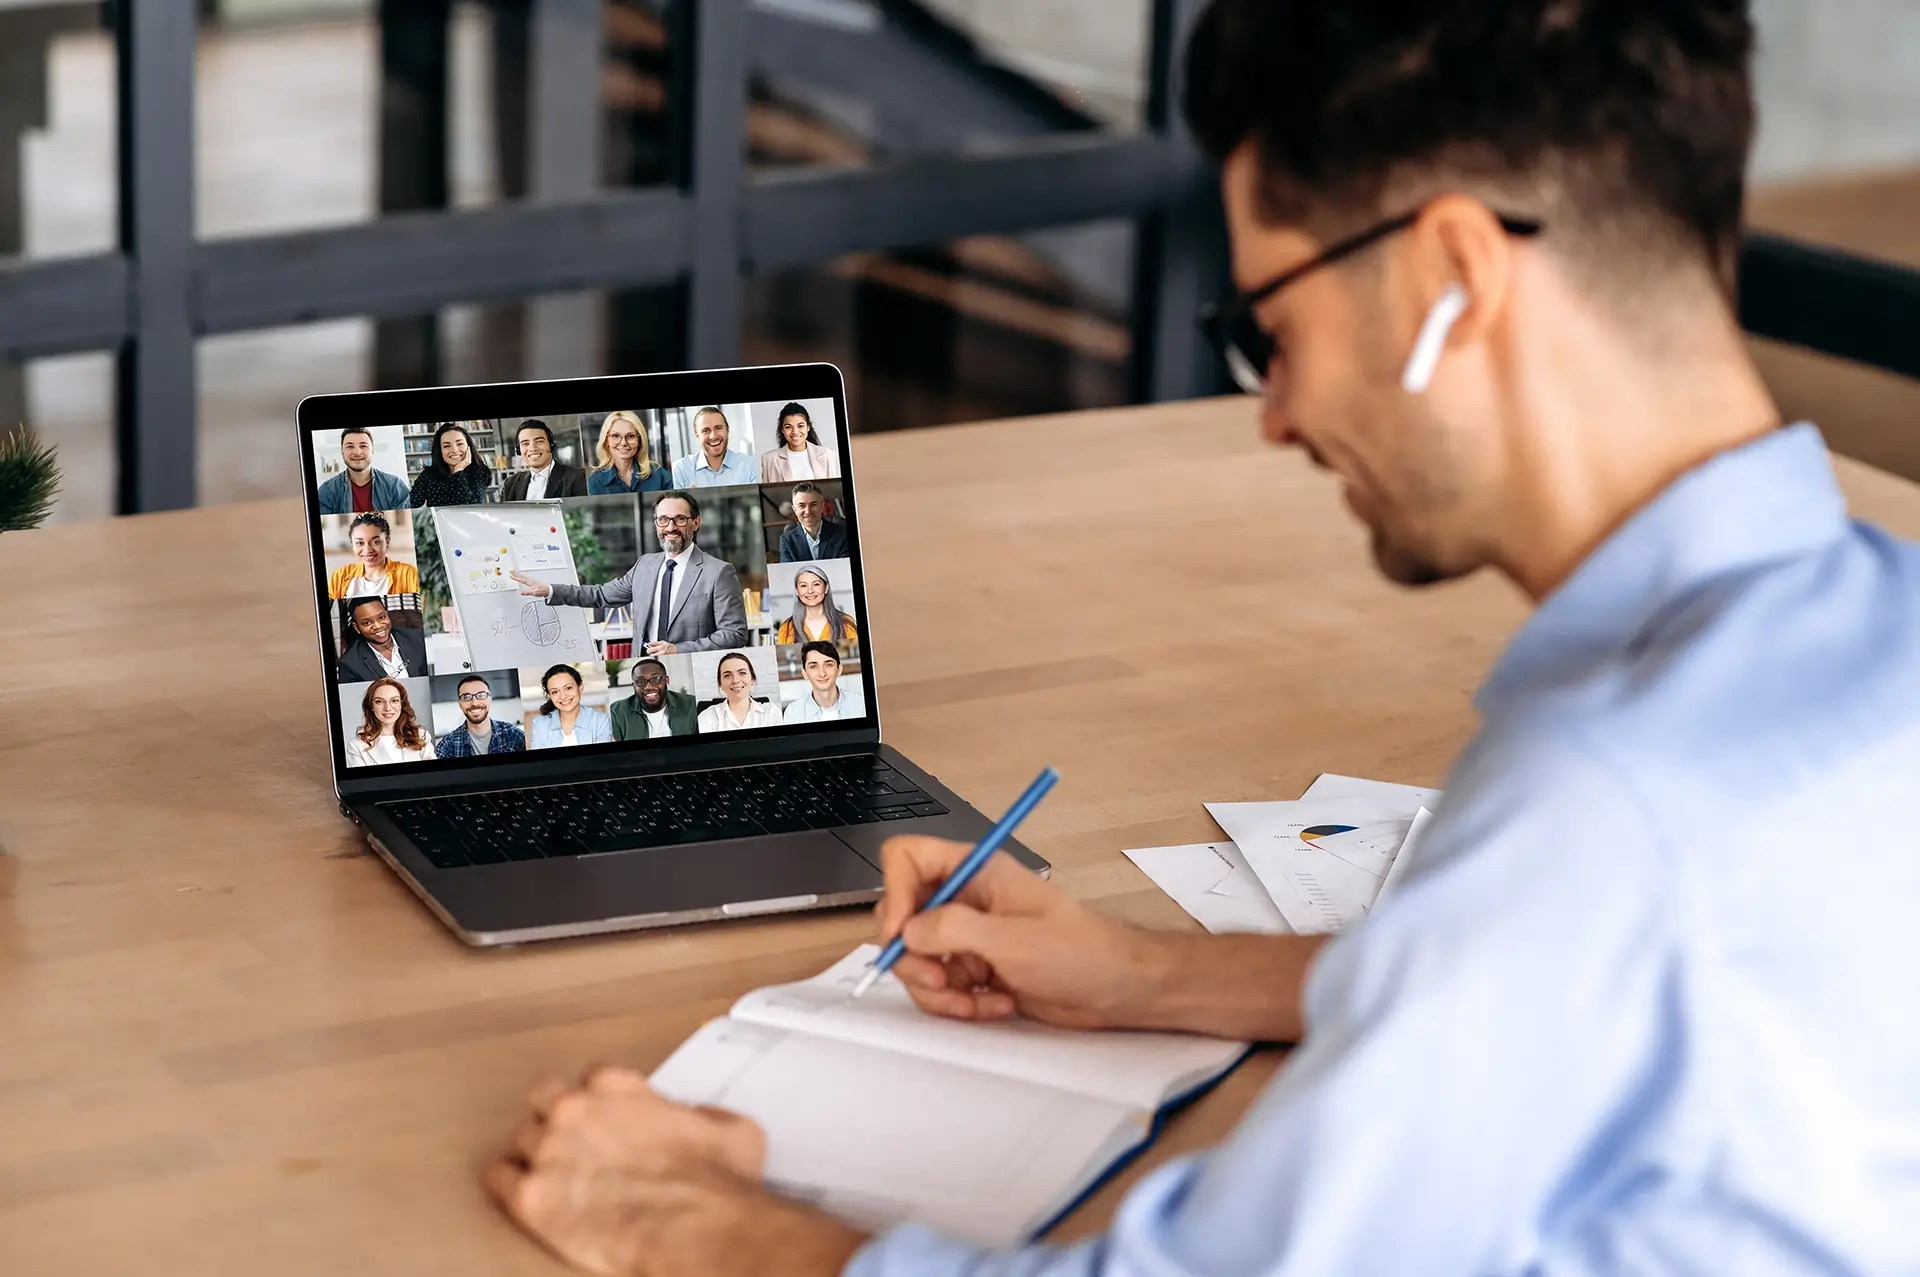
[345,677,434,766]
[773,566,859,646]
[696,652,783,732]
[587,411,673,495]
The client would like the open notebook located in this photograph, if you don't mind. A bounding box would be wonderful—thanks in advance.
[651,945,1247,1247]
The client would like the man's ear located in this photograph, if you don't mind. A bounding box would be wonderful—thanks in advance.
[1399,194,1519,351]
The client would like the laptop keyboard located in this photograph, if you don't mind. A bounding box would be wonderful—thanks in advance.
[378,754,949,870]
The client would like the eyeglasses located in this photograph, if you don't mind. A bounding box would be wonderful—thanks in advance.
[634,672,670,686]
[456,691,492,704]
[654,514,695,527]
[1197,206,1543,394]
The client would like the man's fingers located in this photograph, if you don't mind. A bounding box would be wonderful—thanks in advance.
[482,1156,530,1219]
[902,981,1017,1022]
[876,837,1038,940]
[528,1075,573,1119]
[583,1064,649,1094]
[513,1116,551,1164]
[901,901,1016,965]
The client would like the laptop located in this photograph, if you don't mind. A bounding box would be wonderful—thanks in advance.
[299,363,1046,945]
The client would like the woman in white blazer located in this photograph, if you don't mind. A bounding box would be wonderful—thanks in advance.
[757,402,839,483]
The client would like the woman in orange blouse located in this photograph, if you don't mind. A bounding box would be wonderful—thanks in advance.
[326,512,422,599]
[773,566,858,646]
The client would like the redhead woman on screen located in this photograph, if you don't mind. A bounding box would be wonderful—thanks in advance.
[344,677,435,766]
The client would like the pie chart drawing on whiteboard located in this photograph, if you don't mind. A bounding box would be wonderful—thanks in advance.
[522,600,563,647]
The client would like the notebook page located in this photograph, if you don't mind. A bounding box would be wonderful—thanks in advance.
[728,946,1244,1110]
[652,1017,1143,1247]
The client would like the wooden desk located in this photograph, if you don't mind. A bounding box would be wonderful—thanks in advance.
[5,399,1920,1273]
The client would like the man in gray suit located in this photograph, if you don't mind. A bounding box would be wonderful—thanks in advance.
[509,490,748,655]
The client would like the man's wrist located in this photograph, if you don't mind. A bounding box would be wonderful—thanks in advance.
[630,1174,869,1277]
[1115,929,1325,1042]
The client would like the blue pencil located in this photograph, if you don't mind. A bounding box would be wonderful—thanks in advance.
[849,766,1060,1000]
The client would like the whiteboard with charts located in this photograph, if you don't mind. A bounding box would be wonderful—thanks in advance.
[432,503,595,673]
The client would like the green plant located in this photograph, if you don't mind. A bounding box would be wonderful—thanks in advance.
[414,509,452,630]
[564,507,614,584]
[0,427,60,532]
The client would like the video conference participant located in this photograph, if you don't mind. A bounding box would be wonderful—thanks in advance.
[410,422,492,507]
[696,652,783,733]
[776,482,849,562]
[783,641,864,724]
[757,402,840,482]
[527,664,613,749]
[610,659,697,740]
[317,427,410,514]
[500,420,588,501]
[587,410,674,495]
[509,492,749,656]
[434,674,527,757]
[670,406,758,488]
[326,512,422,599]
[337,597,427,682]
[774,566,859,646]
[344,677,434,767]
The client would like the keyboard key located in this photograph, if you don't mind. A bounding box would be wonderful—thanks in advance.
[908,801,947,817]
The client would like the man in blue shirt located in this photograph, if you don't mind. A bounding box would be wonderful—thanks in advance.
[670,406,759,488]
[482,2,1920,1274]
[316,427,410,513]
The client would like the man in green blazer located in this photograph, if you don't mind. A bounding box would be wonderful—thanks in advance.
[610,658,698,740]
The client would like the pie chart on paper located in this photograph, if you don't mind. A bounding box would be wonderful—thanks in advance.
[1298,824,1358,843]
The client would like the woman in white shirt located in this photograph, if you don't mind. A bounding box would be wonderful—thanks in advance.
[757,402,839,483]
[697,651,785,733]
[527,664,615,749]
[344,677,436,766]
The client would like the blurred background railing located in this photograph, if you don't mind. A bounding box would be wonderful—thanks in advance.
[0,0,1916,523]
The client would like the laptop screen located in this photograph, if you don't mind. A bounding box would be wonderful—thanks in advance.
[308,392,870,772]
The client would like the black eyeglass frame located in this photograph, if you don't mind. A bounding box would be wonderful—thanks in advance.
[1198,208,1543,393]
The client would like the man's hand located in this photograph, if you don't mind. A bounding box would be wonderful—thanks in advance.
[876,835,1168,1030]
[643,641,678,655]
[510,570,552,598]
[877,835,1327,1042]
[484,1065,867,1277]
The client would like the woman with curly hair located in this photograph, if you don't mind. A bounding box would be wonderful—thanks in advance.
[344,677,434,766]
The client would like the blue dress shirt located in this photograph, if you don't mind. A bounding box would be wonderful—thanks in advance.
[587,464,674,495]
[525,707,614,749]
[672,450,759,488]
[849,423,1920,1276]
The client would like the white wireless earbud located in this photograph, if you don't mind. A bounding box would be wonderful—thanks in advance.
[1400,284,1470,394]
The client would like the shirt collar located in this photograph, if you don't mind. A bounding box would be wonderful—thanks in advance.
[699,451,735,472]
[1477,423,1847,718]
[530,462,552,477]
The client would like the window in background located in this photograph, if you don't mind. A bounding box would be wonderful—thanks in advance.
[1745,0,1920,480]
[11,8,116,523]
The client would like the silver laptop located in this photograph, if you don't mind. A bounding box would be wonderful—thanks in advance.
[300,363,1045,945]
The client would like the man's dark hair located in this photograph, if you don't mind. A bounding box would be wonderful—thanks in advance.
[1183,0,1755,281]
[340,427,373,446]
[656,490,700,518]
[348,597,388,626]
[516,419,554,449]
[456,673,492,695]
[632,657,668,683]
[799,640,839,666]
